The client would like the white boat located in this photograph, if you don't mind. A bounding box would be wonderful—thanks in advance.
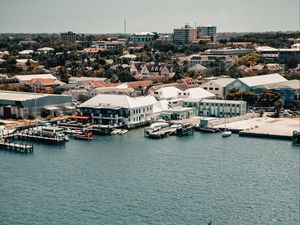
[222,130,232,137]
[144,122,170,136]
[111,129,122,135]
[120,129,128,135]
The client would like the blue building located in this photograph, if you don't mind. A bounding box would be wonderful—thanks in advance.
[0,91,72,119]
[251,80,300,103]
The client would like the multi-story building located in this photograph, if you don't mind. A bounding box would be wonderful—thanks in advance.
[200,78,236,99]
[197,25,217,38]
[92,41,124,51]
[279,44,300,64]
[129,32,156,44]
[183,99,247,117]
[204,48,253,56]
[189,54,236,69]
[173,25,197,45]
[255,46,279,59]
[61,31,76,43]
[79,94,157,128]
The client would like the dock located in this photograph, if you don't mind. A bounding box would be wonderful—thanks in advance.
[13,132,67,144]
[239,131,292,141]
[0,140,33,153]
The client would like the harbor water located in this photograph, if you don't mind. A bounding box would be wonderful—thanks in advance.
[0,129,299,225]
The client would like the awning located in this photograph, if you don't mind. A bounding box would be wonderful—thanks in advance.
[69,115,90,120]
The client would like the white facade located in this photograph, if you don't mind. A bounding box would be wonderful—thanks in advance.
[13,74,57,83]
[183,99,247,117]
[152,87,182,100]
[79,94,156,128]
[92,41,124,51]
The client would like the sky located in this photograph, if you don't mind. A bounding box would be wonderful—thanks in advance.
[0,0,299,33]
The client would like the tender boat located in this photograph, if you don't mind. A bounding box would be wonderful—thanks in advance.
[119,129,128,135]
[74,132,93,140]
[222,130,232,137]
[111,129,122,135]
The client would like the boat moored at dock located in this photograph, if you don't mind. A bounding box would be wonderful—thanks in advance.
[176,124,195,136]
[74,131,93,140]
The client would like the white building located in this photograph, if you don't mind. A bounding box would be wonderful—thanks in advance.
[151,86,182,100]
[37,47,54,54]
[18,50,34,55]
[79,94,156,128]
[183,99,247,117]
[255,46,279,59]
[13,74,57,83]
[16,59,38,66]
[189,54,236,68]
[178,87,216,100]
[92,41,124,51]
[200,77,236,99]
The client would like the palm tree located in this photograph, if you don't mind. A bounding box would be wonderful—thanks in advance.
[274,99,284,117]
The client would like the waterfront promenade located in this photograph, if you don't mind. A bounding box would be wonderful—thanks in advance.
[215,117,299,138]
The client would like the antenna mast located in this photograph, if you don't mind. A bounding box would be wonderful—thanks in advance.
[124,19,127,34]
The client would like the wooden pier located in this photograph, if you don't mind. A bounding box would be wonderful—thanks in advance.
[13,132,67,144]
[0,141,33,153]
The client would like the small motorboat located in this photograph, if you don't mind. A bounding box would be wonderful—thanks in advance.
[74,132,93,140]
[222,130,232,137]
[111,129,122,135]
[119,129,128,135]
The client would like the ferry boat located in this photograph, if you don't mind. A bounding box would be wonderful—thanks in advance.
[74,131,93,140]
[176,124,195,136]
[31,126,69,141]
[292,130,300,144]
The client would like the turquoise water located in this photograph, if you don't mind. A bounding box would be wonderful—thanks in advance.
[0,130,299,225]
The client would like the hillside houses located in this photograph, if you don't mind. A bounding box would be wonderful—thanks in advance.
[129,62,174,77]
